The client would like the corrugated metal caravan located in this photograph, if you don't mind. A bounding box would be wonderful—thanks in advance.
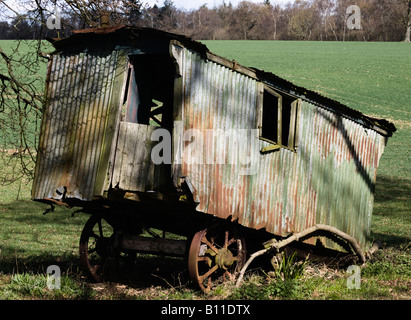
[32,26,396,292]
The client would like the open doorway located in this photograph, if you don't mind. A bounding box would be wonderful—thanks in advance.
[122,54,175,130]
[111,53,175,192]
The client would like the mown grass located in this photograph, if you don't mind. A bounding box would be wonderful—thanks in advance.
[0,40,410,300]
[0,190,409,300]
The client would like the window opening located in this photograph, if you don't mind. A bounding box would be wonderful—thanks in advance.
[260,86,299,153]
[122,64,139,123]
[149,99,163,127]
[261,88,280,144]
[121,54,174,129]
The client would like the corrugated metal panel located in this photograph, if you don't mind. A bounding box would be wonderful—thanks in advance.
[32,50,126,201]
[172,46,386,250]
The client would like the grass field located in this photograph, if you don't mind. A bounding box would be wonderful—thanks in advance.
[0,40,410,300]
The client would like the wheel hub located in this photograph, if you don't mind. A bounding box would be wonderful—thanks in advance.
[95,237,114,257]
[215,248,235,270]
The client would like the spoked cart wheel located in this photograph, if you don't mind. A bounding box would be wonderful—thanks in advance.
[188,223,246,293]
[79,214,134,282]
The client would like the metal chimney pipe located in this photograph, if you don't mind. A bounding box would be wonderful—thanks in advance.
[100,11,109,28]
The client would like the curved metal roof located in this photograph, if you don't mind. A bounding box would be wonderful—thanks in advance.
[47,26,396,137]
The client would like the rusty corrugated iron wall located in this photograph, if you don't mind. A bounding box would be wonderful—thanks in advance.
[31,30,390,251]
[173,46,386,250]
[32,50,126,201]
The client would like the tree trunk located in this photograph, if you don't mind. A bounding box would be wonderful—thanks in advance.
[405,0,411,42]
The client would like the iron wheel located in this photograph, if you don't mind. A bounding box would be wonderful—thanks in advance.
[188,223,246,293]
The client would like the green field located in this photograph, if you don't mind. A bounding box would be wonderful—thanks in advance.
[0,40,410,300]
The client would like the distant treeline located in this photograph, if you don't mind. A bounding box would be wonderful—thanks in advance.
[0,0,409,41]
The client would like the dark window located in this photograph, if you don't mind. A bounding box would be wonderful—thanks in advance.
[261,89,279,143]
[122,54,174,129]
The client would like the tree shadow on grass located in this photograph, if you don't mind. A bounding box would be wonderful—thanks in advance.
[0,249,192,293]
[0,200,191,292]
[0,252,80,275]
[374,175,411,204]
[372,175,411,248]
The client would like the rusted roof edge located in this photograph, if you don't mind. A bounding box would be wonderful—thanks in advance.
[46,26,396,137]
[204,51,395,137]
[47,26,208,57]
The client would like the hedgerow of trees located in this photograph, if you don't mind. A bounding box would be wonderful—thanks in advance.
[0,0,410,42]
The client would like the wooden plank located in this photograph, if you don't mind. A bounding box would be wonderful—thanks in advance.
[121,122,138,189]
[145,125,157,190]
[113,122,162,191]
[134,124,149,190]
[121,235,187,257]
[256,82,264,133]
[261,144,281,153]
[294,99,302,149]
[288,99,299,149]
[206,51,258,80]
[277,95,283,146]
[112,121,128,188]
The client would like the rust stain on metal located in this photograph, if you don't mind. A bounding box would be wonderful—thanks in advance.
[32,27,396,254]
[32,50,126,201]
[171,45,392,250]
